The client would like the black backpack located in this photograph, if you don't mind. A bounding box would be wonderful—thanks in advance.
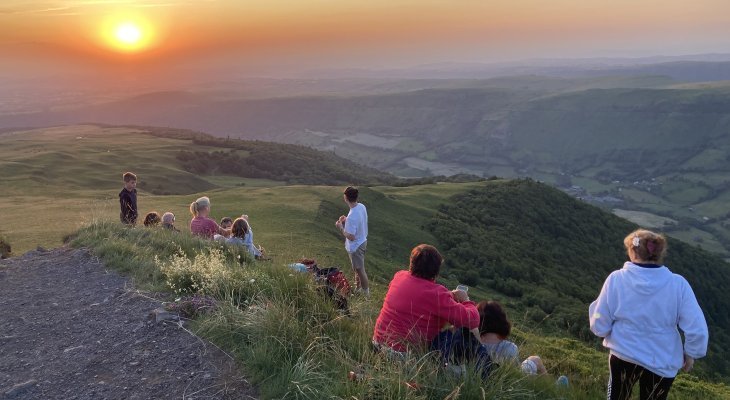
[310,265,352,311]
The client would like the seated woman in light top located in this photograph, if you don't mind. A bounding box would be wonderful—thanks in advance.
[189,196,230,239]
[226,217,260,258]
[589,229,708,400]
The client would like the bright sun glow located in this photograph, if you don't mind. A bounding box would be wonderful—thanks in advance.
[100,16,156,53]
[115,23,142,45]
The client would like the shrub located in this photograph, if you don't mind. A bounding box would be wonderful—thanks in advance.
[0,235,10,259]
[156,248,232,294]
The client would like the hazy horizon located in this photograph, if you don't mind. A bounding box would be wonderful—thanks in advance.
[3,0,730,75]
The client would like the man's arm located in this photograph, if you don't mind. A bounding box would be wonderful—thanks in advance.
[335,219,356,241]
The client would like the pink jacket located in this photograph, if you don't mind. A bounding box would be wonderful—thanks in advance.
[190,216,219,239]
[373,270,479,352]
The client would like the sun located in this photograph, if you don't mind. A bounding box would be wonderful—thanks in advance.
[100,16,156,53]
[115,23,143,46]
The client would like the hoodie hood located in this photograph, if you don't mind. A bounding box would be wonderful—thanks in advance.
[621,261,672,295]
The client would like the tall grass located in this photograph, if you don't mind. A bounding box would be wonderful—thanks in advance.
[0,234,11,259]
[70,221,730,399]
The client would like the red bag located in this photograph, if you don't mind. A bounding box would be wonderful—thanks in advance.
[313,266,351,310]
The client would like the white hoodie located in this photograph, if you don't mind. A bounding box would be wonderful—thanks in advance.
[589,262,709,378]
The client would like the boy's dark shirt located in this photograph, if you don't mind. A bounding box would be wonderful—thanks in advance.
[119,188,138,225]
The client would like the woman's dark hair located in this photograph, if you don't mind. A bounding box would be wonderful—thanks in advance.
[143,211,161,227]
[477,301,511,339]
[231,218,249,239]
[409,244,443,280]
[344,186,359,202]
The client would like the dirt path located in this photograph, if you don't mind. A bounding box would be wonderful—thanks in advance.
[0,247,256,400]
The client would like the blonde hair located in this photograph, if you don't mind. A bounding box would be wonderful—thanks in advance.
[161,212,175,225]
[190,196,211,217]
[623,229,667,264]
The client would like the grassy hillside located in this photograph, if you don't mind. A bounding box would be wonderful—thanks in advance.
[65,221,730,399]
[430,179,730,381]
[3,124,730,397]
[0,125,396,253]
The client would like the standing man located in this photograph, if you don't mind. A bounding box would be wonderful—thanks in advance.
[335,186,370,296]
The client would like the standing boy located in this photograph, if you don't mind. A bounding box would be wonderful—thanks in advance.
[335,186,370,295]
[119,172,138,225]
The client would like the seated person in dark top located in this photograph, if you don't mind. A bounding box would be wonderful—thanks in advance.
[143,211,161,227]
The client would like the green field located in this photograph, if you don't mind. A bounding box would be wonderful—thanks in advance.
[2,125,729,399]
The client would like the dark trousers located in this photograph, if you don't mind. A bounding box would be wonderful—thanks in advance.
[430,329,492,380]
[608,355,675,400]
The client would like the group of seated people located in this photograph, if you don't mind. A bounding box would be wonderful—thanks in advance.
[138,196,265,260]
[372,244,561,383]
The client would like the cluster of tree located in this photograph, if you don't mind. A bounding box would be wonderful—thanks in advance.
[430,179,730,381]
[132,125,485,186]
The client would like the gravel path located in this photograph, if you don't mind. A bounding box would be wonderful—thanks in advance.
[0,247,256,400]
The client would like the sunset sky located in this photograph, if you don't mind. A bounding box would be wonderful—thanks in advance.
[2,0,730,69]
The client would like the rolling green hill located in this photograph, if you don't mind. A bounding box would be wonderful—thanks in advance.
[0,125,390,253]
[2,125,730,397]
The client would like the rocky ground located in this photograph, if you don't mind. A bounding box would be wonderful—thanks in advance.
[0,247,256,400]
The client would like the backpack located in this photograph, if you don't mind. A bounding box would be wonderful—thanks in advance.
[311,266,352,311]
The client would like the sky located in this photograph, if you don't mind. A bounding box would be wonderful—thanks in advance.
[2,0,730,72]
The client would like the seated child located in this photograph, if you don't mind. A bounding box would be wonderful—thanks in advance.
[213,217,234,241]
[226,217,260,258]
[475,301,547,374]
[143,211,161,227]
[161,212,180,232]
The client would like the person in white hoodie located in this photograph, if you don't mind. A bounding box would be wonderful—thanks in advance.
[589,229,708,400]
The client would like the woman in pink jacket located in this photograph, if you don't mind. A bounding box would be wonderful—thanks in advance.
[373,244,480,354]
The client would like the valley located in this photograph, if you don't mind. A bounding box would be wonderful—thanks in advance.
[4,75,729,259]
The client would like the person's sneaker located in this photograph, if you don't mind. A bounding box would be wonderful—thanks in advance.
[445,364,466,378]
[354,288,370,298]
[556,375,569,387]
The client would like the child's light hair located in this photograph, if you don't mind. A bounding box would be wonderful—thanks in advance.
[123,172,137,183]
[623,229,667,264]
[162,212,175,225]
[190,196,211,217]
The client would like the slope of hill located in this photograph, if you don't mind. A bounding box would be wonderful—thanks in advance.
[0,125,395,253]
[65,217,730,399]
[430,179,730,381]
